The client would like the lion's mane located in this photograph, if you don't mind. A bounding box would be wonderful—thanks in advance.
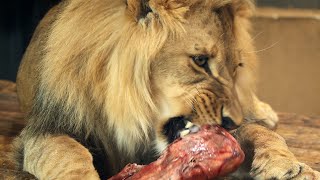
[17,0,256,172]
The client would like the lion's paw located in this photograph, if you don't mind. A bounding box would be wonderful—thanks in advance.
[250,151,320,180]
[252,100,279,129]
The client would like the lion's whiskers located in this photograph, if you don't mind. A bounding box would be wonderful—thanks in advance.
[251,31,264,42]
[182,89,198,113]
[237,41,279,55]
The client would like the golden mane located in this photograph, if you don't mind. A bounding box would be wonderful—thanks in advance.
[34,0,254,155]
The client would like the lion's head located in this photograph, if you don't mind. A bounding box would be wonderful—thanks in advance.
[148,0,256,152]
[19,0,257,169]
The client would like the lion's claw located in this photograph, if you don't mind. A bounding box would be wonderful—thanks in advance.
[251,152,320,180]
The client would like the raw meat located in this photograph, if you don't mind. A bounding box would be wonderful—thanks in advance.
[109,125,244,180]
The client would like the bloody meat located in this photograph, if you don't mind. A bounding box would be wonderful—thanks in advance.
[109,125,244,180]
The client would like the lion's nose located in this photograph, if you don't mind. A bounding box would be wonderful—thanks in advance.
[220,103,242,130]
[221,116,239,130]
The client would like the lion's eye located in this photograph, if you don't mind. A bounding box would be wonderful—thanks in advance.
[191,55,209,67]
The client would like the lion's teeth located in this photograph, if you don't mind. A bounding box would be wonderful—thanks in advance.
[180,129,190,137]
[185,121,194,129]
[190,125,200,133]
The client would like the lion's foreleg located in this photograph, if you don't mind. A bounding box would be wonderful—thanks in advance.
[236,79,278,129]
[23,135,100,180]
[233,123,320,179]
[246,94,279,129]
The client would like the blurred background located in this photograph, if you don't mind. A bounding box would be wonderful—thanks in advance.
[0,0,319,116]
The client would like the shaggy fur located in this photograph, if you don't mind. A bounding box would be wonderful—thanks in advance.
[14,0,320,179]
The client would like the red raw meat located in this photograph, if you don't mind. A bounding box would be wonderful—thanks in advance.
[109,125,244,180]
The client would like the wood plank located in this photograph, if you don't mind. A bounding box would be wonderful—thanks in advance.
[0,111,25,137]
[254,7,320,19]
[276,124,320,150]
[0,94,21,113]
[275,113,320,171]
[289,147,320,171]
[278,113,320,128]
[0,80,16,94]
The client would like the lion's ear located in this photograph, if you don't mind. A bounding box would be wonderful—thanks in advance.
[215,0,254,20]
[231,0,254,18]
[126,0,153,20]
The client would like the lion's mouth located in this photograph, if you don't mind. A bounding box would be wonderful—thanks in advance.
[163,107,239,143]
[162,116,200,143]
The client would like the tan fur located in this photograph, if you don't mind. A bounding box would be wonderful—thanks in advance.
[15,0,319,179]
[233,123,320,179]
[22,134,99,179]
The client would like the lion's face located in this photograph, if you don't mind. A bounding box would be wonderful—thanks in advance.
[150,3,244,151]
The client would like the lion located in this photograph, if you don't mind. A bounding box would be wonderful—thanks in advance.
[14,0,319,179]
